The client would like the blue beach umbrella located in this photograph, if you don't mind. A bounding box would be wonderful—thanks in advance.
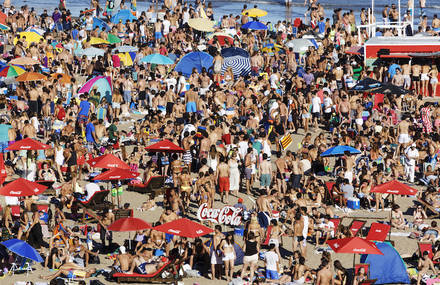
[174,51,213,77]
[111,9,137,24]
[320,145,361,157]
[141,54,174,65]
[242,21,267,30]
[220,47,251,78]
[1,239,44,263]
[93,17,110,31]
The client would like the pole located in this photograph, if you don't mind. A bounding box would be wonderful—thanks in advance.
[398,0,401,36]
[353,253,356,271]
[388,195,394,240]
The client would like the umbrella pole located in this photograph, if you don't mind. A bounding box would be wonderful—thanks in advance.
[353,253,356,271]
[129,232,131,252]
[389,195,394,240]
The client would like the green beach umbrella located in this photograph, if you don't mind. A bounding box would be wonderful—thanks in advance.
[108,34,121,44]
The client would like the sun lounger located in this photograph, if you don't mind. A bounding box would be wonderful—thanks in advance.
[418,242,440,265]
[113,261,182,283]
[330,218,342,236]
[417,197,440,218]
[366,222,390,242]
[359,279,377,285]
[77,190,112,211]
[349,220,366,237]
[127,176,166,198]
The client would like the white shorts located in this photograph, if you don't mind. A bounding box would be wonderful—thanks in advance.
[344,171,353,184]
[243,253,258,263]
[421,73,429,81]
[293,277,306,285]
[431,77,438,84]
[355,118,363,126]
[211,252,223,265]
[398,133,411,144]
[222,252,235,261]
[403,74,411,88]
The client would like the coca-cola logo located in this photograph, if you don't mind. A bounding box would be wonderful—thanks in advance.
[197,203,242,226]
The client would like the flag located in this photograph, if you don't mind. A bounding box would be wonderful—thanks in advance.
[279,134,293,151]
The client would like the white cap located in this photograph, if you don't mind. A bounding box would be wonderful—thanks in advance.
[119,246,126,254]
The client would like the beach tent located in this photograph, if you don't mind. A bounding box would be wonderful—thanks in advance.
[174,51,213,77]
[360,242,410,284]
[111,9,137,24]
[78,76,112,106]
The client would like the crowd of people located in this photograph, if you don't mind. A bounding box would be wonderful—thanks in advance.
[0,0,438,284]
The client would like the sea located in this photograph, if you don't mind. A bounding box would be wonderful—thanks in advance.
[15,0,440,26]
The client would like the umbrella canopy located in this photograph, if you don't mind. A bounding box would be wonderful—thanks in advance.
[285,38,316,53]
[242,8,268,17]
[13,32,43,47]
[207,33,234,46]
[221,47,251,78]
[262,43,284,56]
[51,73,71,85]
[0,153,7,185]
[111,9,137,24]
[174,51,213,77]
[242,21,267,30]
[327,237,383,255]
[141,54,174,65]
[25,26,45,35]
[1,239,44,262]
[87,153,130,169]
[117,52,136,66]
[9,57,39,66]
[372,83,409,95]
[107,34,122,44]
[112,45,138,53]
[0,178,47,197]
[78,76,112,104]
[93,17,110,31]
[320,145,361,157]
[370,180,417,196]
[0,23,9,31]
[16,72,47,82]
[0,64,26,78]
[108,217,152,232]
[153,218,213,238]
[88,37,109,45]
[93,168,139,181]
[75,47,105,59]
[0,12,7,25]
[145,140,185,153]
[188,18,215,32]
[6,138,51,151]
[351,77,382,92]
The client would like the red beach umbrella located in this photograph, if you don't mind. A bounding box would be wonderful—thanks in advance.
[327,237,383,268]
[93,168,139,181]
[370,180,417,196]
[87,153,130,169]
[6,138,51,151]
[0,178,47,197]
[145,140,185,153]
[108,217,152,232]
[153,218,213,238]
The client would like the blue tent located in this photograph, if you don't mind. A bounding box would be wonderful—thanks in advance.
[360,242,410,284]
[174,51,213,77]
[111,10,137,24]
[320,145,361,157]
[242,21,268,30]
[93,17,110,31]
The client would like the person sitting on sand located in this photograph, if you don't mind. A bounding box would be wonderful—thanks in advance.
[391,204,408,230]
[127,248,167,275]
[420,221,440,243]
[417,250,437,285]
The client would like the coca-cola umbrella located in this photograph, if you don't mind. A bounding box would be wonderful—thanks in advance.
[93,168,139,181]
[87,153,130,169]
[6,137,51,151]
[0,178,47,196]
[108,217,152,249]
[370,180,418,239]
[327,237,383,268]
[153,218,213,238]
[0,153,7,185]
[145,140,185,153]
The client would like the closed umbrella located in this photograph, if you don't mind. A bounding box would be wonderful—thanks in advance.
[188,18,215,32]
[141,54,174,65]
[242,21,267,30]
[1,239,44,262]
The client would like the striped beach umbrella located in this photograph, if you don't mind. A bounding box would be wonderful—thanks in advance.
[0,65,26,78]
[220,47,251,78]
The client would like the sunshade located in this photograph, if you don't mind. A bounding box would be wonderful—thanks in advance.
[207,33,234,46]
[0,65,26,78]
[112,45,138,53]
[327,237,383,255]
[188,18,215,32]
[370,180,417,196]
[221,47,251,78]
[320,145,361,157]
[351,77,382,92]
[9,57,39,66]
[145,140,185,153]
[242,8,268,17]
[108,217,152,232]
[6,138,51,150]
[51,73,71,85]
[93,17,110,31]
[111,9,137,24]
[153,218,213,238]
[87,153,130,169]
[0,153,6,185]
[366,223,391,242]
[107,34,122,44]
[13,32,43,47]
[16,72,47,82]
[285,38,316,53]
[0,178,47,197]
[88,37,109,45]
[25,26,45,35]
[371,83,409,95]
[117,52,136,66]
[0,23,9,31]
[141,54,174,65]
[93,168,139,181]
[242,21,267,30]
[174,51,213,77]
[261,43,284,55]
[78,76,112,104]
[1,239,44,262]
[75,47,105,59]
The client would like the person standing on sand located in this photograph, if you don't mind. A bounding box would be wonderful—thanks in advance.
[217,155,230,204]
[317,259,334,285]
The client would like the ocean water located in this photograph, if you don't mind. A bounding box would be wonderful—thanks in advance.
[17,0,440,25]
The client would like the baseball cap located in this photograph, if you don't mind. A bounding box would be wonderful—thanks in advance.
[238,198,243,203]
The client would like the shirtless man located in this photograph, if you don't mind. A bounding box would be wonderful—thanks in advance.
[199,134,211,160]
[159,207,178,254]
[259,153,272,192]
[127,248,166,275]
[217,156,230,204]
[397,116,411,155]
[291,152,303,190]
[417,251,437,285]
[275,153,288,194]
[287,48,298,72]
[29,85,39,115]
[185,86,197,113]
[113,246,133,273]
[98,208,115,249]
[250,52,264,75]
[392,68,404,87]
[94,119,106,144]
[316,259,334,285]
[333,65,344,90]
[256,190,278,228]
[292,212,305,254]
[23,120,36,138]
[344,151,355,184]
[421,62,431,97]
[211,225,225,280]
[402,62,412,89]
[338,95,350,122]
[432,14,440,34]
[412,62,421,95]
[172,98,185,131]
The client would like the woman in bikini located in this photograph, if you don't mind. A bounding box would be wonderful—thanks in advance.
[219,233,236,281]
[246,214,263,243]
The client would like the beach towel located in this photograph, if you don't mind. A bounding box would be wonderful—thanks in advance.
[422,107,433,134]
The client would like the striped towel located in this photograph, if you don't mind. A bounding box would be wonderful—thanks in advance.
[279,134,293,150]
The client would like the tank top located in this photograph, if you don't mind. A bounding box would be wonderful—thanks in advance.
[245,240,258,256]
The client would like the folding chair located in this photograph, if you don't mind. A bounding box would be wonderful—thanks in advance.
[330,218,342,237]
[127,175,166,198]
[418,242,440,265]
[349,220,366,237]
[355,263,370,278]
[9,257,32,276]
[417,197,440,218]
[366,222,390,242]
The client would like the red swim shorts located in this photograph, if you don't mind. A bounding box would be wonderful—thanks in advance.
[218,177,230,193]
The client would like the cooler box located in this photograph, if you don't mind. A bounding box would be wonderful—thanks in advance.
[347,198,360,210]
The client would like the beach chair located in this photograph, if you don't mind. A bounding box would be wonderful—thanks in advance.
[113,260,182,283]
[127,176,166,198]
[330,218,342,237]
[355,264,370,278]
[9,257,32,276]
[366,222,390,242]
[324,181,338,205]
[418,242,440,265]
[417,197,440,218]
[349,220,366,237]
[10,205,21,218]
[77,190,112,211]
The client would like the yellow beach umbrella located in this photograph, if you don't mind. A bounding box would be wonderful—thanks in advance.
[242,8,268,18]
[13,32,43,47]
[88,37,110,45]
[118,52,134,66]
[188,18,215,32]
